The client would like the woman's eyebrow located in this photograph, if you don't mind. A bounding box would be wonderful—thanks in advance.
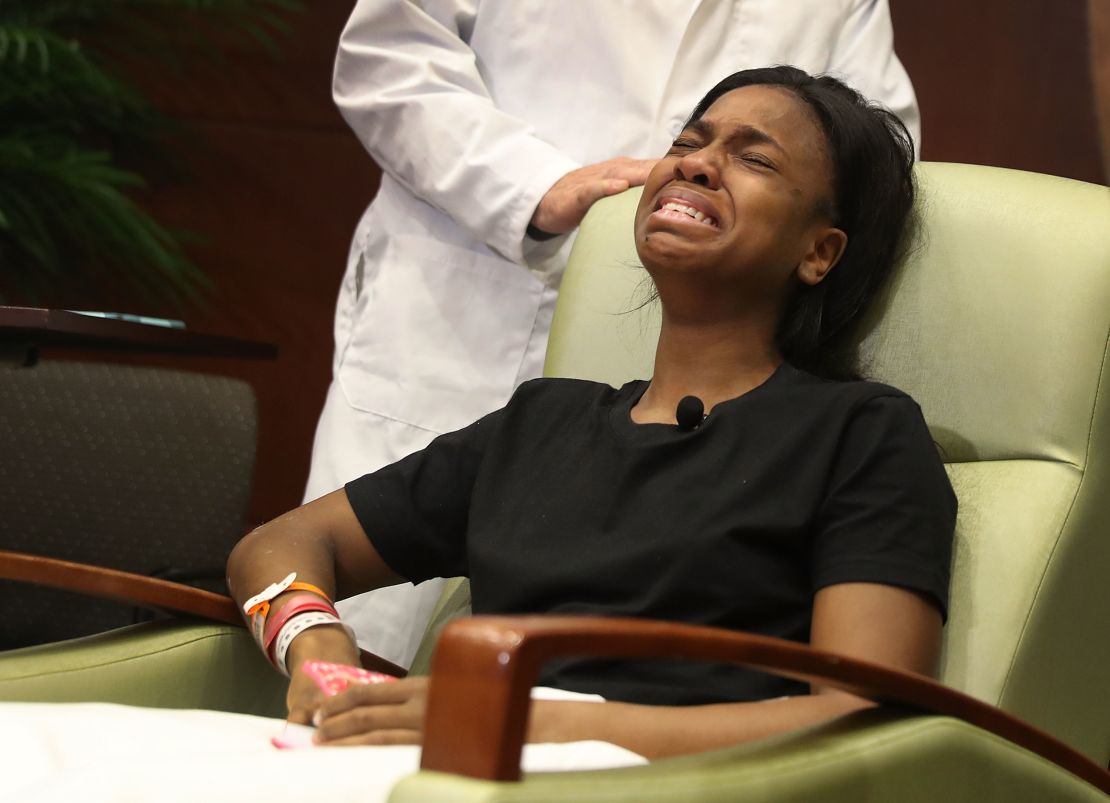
[728,123,785,153]
[681,118,786,155]
[682,118,715,139]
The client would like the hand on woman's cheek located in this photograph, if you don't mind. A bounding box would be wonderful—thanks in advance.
[312,677,429,746]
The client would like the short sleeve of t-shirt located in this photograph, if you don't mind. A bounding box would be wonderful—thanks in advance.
[811,393,956,618]
[344,406,504,583]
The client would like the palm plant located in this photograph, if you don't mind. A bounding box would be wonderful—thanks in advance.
[0,0,299,305]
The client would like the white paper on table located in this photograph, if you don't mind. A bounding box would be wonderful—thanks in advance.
[0,697,645,803]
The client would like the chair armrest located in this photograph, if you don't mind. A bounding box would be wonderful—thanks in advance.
[0,549,406,677]
[420,615,1110,794]
[0,549,240,623]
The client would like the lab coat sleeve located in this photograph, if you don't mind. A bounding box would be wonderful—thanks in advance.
[332,0,582,265]
[827,0,922,154]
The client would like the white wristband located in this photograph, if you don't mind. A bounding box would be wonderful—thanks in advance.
[243,572,297,615]
[273,612,354,678]
[244,572,297,647]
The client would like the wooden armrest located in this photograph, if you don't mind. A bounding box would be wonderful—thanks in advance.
[0,549,241,624]
[421,615,1110,793]
[0,549,405,677]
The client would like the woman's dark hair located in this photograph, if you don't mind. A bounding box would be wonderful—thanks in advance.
[685,66,916,380]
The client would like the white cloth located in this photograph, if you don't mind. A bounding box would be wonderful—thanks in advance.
[1,697,643,803]
[309,0,921,669]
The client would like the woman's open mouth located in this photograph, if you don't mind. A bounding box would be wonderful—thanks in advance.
[655,201,719,228]
[649,191,721,230]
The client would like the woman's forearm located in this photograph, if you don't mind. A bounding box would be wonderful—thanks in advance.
[530,691,874,759]
[226,507,340,617]
[226,489,402,614]
[225,488,405,675]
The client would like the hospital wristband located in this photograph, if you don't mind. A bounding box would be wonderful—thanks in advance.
[272,611,355,678]
[243,572,333,650]
[262,595,338,667]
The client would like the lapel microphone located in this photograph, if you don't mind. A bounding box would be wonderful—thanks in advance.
[675,395,706,431]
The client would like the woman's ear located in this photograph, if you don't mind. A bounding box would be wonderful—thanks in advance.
[797,226,847,286]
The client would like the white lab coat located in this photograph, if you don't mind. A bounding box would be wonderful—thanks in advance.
[307,0,920,668]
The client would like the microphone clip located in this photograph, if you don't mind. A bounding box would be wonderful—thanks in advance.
[675,395,706,431]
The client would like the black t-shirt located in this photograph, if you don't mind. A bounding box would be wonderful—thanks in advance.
[345,364,956,706]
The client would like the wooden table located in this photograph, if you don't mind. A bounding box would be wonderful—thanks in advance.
[0,306,277,360]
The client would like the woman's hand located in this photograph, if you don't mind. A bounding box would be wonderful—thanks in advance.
[287,666,328,726]
[312,677,429,746]
[285,625,362,725]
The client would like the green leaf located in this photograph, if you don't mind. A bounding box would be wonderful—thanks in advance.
[0,0,303,304]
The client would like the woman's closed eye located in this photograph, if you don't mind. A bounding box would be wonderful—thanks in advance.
[738,152,776,170]
[668,138,702,153]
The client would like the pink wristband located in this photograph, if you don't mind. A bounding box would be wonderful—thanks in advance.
[243,574,335,653]
[262,594,337,667]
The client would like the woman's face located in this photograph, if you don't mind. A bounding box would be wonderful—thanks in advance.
[634,85,845,303]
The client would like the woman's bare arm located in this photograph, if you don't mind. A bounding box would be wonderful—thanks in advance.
[226,488,402,611]
[311,582,942,751]
[525,582,942,759]
[226,489,407,719]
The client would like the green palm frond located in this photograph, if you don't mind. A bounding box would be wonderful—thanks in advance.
[0,24,154,138]
[0,0,302,305]
[0,136,206,301]
[4,0,299,55]
[1,0,298,28]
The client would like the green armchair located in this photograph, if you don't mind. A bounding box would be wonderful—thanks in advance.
[2,163,1108,801]
[401,161,1110,800]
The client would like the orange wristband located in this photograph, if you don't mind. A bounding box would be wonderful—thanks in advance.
[243,573,334,648]
[246,580,332,619]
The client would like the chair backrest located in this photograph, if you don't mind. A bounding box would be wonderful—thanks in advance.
[0,359,258,648]
[543,163,1110,764]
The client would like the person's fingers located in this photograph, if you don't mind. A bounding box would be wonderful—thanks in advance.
[287,679,324,725]
[315,702,424,742]
[532,157,657,233]
[317,729,422,747]
[287,707,314,726]
[536,180,628,232]
[317,677,423,716]
[600,178,631,196]
[602,156,653,171]
[574,179,611,208]
[556,180,619,226]
[603,158,657,184]
[630,159,658,184]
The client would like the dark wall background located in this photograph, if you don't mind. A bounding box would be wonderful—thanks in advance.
[12,0,1106,529]
[126,3,380,528]
[17,2,378,530]
[891,0,1105,183]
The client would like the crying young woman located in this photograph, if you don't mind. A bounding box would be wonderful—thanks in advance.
[224,65,954,760]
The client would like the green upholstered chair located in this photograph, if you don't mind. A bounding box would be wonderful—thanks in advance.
[398,161,1110,799]
[548,161,1110,760]
[2,163,1109,800]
